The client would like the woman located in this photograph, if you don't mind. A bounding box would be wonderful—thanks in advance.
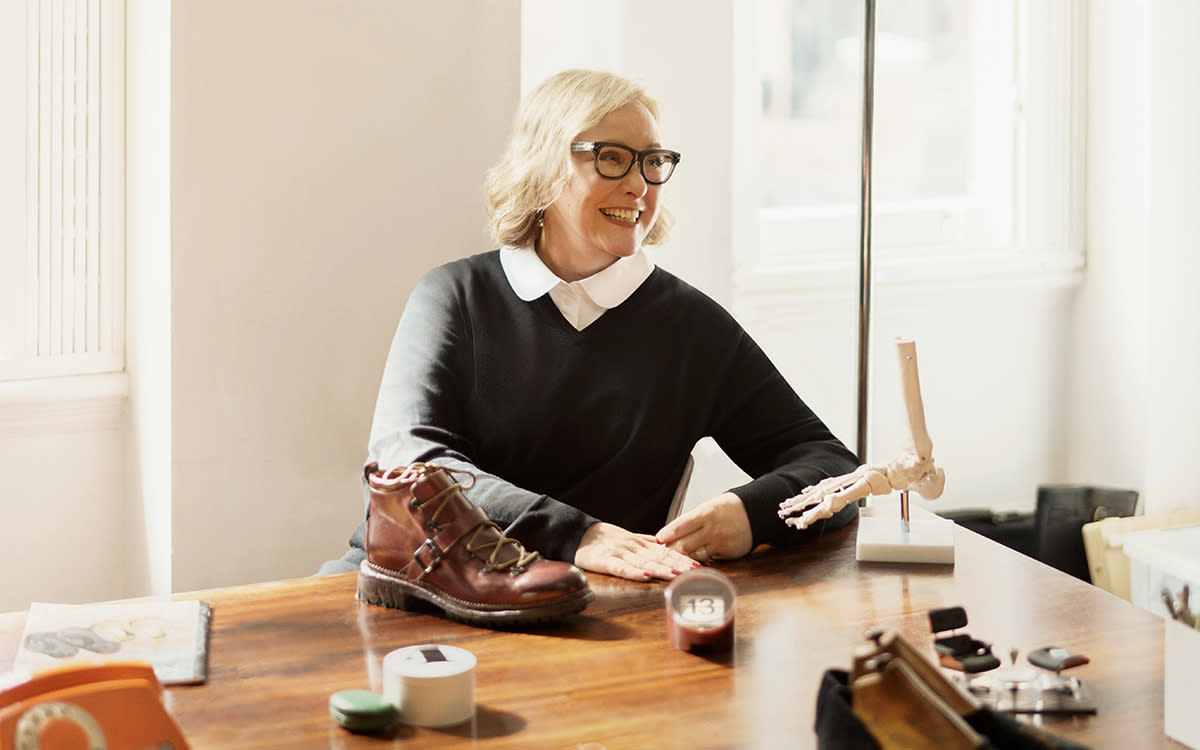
[328,69,858,583]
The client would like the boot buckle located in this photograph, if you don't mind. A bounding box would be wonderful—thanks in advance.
[413,538,444,576]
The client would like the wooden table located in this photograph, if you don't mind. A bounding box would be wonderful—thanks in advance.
[0,513,1184,749]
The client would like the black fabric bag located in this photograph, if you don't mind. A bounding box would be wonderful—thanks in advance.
[815,669,1090,750]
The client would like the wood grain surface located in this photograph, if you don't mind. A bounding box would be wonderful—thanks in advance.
[0,517,1184,749]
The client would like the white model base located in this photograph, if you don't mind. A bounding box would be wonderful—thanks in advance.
[856,515,956,564]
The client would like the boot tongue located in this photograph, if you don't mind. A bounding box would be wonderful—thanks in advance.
[470,523,535,569]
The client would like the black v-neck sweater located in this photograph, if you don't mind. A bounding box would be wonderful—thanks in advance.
[365,250,858,562]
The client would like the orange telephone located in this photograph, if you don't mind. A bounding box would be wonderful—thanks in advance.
[0,662,190,750]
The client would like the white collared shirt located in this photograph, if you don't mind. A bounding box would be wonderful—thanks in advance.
[499,246,655,331]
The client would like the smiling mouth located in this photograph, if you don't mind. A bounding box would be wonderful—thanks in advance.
[600,208,640,224]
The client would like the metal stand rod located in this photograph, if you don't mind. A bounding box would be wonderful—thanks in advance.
[900,489,911,534]
[856,0,877,465]
[856,0,878,508]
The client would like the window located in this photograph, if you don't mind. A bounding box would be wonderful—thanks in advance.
[1,0,124,383]
[750,0,1084,274]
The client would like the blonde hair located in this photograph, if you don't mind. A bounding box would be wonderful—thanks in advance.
[484,69,675,249]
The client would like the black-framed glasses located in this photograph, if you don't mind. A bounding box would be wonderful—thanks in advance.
[570,141,681,185]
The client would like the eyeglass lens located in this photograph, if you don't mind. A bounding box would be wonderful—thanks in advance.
[594,144,677,184]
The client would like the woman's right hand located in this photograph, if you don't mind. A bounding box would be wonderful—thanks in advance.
[574,522,699,582]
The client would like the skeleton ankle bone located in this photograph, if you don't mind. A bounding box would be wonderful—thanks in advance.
[779,338,945,530]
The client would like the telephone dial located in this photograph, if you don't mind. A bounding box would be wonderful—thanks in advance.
[0,662,189,750]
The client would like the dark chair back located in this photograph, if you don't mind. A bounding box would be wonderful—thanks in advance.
[938,509,1038,558]
[1034,484,1140,582]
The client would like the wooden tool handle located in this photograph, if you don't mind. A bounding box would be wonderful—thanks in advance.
[853,658,985,750]
[854,628,981,717]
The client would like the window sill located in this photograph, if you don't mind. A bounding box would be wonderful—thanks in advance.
[0,372,128,438]
[734,249,1086,299]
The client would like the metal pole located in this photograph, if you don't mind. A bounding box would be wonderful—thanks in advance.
[856,0,877,468]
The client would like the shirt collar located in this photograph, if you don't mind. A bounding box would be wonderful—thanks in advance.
[500,245,654,309]
[500,245,561,301]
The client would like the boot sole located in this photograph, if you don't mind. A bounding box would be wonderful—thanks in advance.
[356,560,594,627]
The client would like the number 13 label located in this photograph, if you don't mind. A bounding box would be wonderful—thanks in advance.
[676,595,726,626]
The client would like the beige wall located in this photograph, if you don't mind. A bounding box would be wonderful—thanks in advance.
[0,381,127,610]
[168,1,521,591]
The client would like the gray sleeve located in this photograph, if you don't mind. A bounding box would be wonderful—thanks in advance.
[365,268,598,561]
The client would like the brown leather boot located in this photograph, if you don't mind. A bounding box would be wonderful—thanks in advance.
[357,462,593,626]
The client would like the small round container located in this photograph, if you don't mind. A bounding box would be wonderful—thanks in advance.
[664,567,737,652]
[329,689,396,734]
[382,644,476,727]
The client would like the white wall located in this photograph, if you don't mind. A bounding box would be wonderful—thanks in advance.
[126,0,173,600]
[524,1,1082,516]
[1068,0,1150,497]
[4,0,1200,613]
[1071,0,1200,514]
[520,1,1200,522]
[1141,0,1200,513]
[737,278,1078,517]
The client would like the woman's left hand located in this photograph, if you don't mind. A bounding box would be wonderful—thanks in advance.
[655,492,753,563]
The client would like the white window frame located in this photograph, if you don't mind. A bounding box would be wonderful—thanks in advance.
[0,0,125,383]
[737,0,1086,292]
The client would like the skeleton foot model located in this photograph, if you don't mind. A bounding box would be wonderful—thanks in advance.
[779,338,945,530]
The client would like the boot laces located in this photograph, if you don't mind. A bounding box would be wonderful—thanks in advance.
[373,462,540,573]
